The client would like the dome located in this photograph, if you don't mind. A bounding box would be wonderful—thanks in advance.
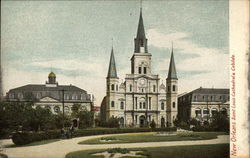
[48,72,56,77]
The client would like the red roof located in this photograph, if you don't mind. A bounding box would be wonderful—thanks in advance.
[92,106,100,111]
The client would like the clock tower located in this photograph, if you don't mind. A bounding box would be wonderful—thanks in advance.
[102,7,178,128]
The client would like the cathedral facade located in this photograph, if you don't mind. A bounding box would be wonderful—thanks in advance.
[101,9,178,128]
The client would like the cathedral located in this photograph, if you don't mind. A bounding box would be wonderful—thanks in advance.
[101,9,178,128]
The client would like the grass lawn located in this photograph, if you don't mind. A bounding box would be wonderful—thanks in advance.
[5,139,60,148]
[78,132,227,144]
[65,144,229,158]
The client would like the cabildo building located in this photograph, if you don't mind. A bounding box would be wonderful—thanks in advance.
[101,9,178,128]
[6,72,93,127]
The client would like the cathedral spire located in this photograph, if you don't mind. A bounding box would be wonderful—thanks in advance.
[107,47,118,78]
[134,5,148,53]
[167,43,178,79]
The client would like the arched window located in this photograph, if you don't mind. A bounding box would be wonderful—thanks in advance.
[149,97,151,109]
[111,84,115,91]
[138,67,142,74]
[54,106,60,113]
[120,102,124,109]
[140,39,143,46]
[161,102,164,110]
[111,101,115,107]
[211,108,218,116]
[195,108,201,117]
[144,67,147,74]
[221,108,227,116]
[153,85,156,92]
[172,102,176,108]
[135,97,138,109]
[203,108,209,115]
[193,95,197,101]
[139,102,142,109]
[173,85,176,91]
[64,106,70,113]
[143,102,146,109]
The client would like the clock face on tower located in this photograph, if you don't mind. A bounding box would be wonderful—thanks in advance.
[139,78,146,87]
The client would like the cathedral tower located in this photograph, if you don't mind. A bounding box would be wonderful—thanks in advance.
[106,47,119,120]
[131,9,152,75]
[166,45,178,126]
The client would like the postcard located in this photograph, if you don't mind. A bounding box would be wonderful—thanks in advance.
[0,0,249,158]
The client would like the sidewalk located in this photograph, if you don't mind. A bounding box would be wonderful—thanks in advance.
[1,134,229,158]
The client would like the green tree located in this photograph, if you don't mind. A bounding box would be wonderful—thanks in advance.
[210,111,229,132]
[77,109,94,128]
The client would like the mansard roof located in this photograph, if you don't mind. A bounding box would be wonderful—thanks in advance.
[192,87,229,95]
[8,84,87,93]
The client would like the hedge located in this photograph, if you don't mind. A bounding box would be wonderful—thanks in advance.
[12,127,176,145]
[12,130,61,146]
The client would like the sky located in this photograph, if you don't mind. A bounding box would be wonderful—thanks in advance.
[1,0,229,106]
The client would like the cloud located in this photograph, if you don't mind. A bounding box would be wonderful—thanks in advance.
[147,29,229,93]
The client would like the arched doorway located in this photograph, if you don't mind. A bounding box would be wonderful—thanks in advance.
[221,108,227,116]
[139,115,146,127]
[161,117,165,128]
[72,119,78,128]
[119,117,124,128]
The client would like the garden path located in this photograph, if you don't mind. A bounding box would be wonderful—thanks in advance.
[0,133,229,158]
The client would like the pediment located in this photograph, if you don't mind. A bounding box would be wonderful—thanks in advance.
[39,96,59,102]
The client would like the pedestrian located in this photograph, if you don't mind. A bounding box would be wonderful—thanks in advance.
[61,127,65,139]
[70,125,74,138]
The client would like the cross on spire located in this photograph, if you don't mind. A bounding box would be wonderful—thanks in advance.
[140,0,142,10]
[111,38,113,48]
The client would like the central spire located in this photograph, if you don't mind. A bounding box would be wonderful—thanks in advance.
[134,6,148,53]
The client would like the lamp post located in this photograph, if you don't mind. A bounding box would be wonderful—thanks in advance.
[61,89,65,128]
[206,95,209,122]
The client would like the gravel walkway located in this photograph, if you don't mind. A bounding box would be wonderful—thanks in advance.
[0,133,229,158]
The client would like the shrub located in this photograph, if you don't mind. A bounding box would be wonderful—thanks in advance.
[107,148,129,154]
[100,117,120,128]
[12,130,60,146]
[0,153,8,158]
[100,137,117,141]
[150,120,156,129]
